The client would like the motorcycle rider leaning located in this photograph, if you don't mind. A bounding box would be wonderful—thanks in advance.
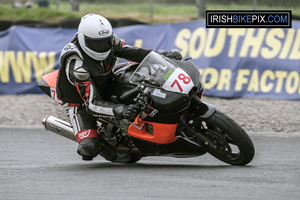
[56,14,182,161]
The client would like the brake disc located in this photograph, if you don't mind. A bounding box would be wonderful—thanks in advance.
[203,129,232,157]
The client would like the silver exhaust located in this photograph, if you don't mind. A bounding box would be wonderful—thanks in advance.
[42,116,76,142]
[42,116,141,155]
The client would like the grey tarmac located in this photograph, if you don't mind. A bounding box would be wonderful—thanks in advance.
[0,127,299,200]
[0,95,299,199]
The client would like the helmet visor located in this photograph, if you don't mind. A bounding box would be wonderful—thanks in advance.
[85,36,112,53]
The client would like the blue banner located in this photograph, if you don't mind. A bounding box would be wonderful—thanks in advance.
[1,20,300,100]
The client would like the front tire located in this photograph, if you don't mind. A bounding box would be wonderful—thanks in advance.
[192,110,255,165]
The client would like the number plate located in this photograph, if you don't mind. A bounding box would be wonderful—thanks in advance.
[162,68,194,94]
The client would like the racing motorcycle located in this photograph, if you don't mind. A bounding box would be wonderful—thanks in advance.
[38,52,255,165]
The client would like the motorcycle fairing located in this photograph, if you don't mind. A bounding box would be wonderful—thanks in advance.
[171,59,201,88]
[129,52,196,95]
[38,70,62,104]
[142,98,190,124]
[130,136,207,156]
[128,118,178,144]
[148,86,190,113]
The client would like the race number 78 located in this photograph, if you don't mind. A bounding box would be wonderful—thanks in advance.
[170,73,191,93]
[162,68,194,94]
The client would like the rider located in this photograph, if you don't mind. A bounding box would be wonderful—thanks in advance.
[56,14,182,161]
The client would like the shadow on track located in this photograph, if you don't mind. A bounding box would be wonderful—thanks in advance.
[46,160,255,172]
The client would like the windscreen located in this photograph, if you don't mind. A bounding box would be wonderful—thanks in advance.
[129,52,177,86]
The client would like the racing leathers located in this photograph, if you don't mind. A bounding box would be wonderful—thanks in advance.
[57,33,153,161]
[57,33,182,161]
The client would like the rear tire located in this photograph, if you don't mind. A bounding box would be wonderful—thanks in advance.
[127,153,142,163]
[193,110,255,165]
[112,153,142,163]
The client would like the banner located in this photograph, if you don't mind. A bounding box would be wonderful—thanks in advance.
[1,20,300,100]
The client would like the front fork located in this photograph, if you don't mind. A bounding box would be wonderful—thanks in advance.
[179,95,217,149]
[190,95,216,120]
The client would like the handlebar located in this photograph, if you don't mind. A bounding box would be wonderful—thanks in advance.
[119,84,151,113]
[119,86,140,102]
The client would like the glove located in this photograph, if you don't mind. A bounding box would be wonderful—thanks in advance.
[156,50,182,60]
[165,51,182,60]
[113,104,140,122]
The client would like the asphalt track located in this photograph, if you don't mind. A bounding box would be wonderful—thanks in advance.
[1,127,299,200]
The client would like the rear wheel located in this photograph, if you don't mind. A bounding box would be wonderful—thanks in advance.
[191,110,255,165]
[127,153,142,163]
[112,153,142,163]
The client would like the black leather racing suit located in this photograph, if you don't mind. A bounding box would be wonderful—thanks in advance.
[56,33,151,160]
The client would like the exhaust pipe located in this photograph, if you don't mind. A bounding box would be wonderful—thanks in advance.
[42,116,76,142]
[42,116,141,155]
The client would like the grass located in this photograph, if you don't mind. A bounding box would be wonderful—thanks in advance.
[0,2,299,24]
[0,2,197,24]
[0,4,78,23]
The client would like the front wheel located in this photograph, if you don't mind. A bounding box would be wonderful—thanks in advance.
[191,110,255,165]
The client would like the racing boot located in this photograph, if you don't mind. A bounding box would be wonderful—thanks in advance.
[76,129,117,161]
[77,137,102,161]
[77,137,117,161]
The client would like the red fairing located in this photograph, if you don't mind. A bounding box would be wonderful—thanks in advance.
[38,70,63,104]
[42,70,59,89]
[76,129,98,143]
[128,118,178,144]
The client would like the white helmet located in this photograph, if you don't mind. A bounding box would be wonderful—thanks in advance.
[78,14,113,61]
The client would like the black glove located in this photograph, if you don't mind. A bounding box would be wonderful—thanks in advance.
[165,51,182,60]
[156,50,182,60]
[113,104,140,122]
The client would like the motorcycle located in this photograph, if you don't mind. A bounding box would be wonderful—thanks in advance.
[38,52,255,165]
